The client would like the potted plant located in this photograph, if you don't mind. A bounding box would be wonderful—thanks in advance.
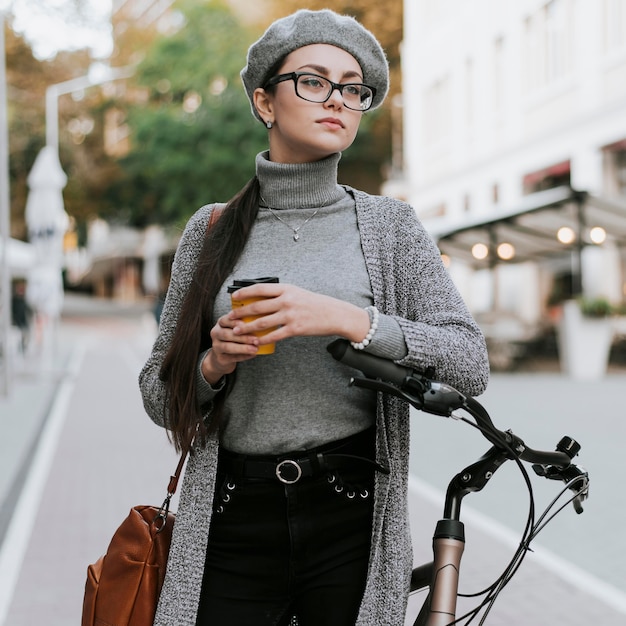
[578,296,614,318]
[557,297,615,380]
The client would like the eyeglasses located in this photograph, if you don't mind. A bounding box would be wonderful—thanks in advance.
[264,72,376,112]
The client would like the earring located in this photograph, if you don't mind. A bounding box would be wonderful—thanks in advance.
[265,120,273,129]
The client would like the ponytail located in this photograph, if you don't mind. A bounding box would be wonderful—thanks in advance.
[160,177,261,452]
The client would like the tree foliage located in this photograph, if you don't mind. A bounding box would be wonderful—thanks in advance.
[106,0,403,227]
[4,0,403,238]
[103,0,268,228]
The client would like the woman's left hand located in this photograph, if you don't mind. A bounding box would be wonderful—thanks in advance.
[228,283,370,347]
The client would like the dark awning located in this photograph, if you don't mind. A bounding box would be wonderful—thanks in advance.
[432,187,626,272]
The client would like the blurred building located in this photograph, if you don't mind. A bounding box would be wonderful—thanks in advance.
[394,0,626,369]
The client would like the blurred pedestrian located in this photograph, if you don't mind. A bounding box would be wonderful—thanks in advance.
[140,9,489,626]
[11,280,33,354]
[153,290,166,326]
[153,273,171,327]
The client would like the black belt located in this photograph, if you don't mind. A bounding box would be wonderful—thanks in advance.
[219,450,389,485]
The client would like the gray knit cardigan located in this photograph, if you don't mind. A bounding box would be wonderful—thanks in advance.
[139,189,490,626]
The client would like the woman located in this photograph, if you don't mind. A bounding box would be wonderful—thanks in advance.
[140,9,489,626]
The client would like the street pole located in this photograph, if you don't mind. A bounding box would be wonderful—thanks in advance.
[45,65,135,155]
[0,13,12,396]
[26,65,134,371]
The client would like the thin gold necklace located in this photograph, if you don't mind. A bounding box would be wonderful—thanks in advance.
[261,196,320,242]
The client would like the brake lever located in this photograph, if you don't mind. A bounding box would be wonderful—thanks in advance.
[350,374,468,418]
[533,464,590,514]
[350,376,426,411]
[421,382,468,417]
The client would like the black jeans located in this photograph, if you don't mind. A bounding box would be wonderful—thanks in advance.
[196,429,376,626]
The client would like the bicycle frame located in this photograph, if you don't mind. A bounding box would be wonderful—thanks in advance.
[409,443,520,625]
[411,521,465,625]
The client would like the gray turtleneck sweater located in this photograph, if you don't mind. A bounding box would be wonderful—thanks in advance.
[200,151,406,454]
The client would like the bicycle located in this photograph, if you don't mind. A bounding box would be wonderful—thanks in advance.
[326,338,590,626]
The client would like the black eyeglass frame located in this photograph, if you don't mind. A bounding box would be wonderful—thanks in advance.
[263,72,377,111]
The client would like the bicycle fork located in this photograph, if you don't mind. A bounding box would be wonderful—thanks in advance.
[412,519,465,626]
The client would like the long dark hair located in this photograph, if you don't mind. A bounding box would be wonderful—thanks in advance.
[160,176,261,452]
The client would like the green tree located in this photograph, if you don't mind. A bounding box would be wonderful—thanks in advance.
[104,0,268,228]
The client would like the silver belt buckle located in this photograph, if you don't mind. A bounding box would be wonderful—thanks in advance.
[276,459,302,484]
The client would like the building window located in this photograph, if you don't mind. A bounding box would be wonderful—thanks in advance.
[616,150,626,196]
[492,183,500,204]
[465,58,474,126]
[523,0,574,93]
[604,0,626,51]
[493,37,505,114]
[422,76,451,146]
[603,139,626,198]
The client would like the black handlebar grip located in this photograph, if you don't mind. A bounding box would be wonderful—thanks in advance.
[326,339,412,387]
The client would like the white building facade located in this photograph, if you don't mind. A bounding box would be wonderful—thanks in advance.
[398,0,626,327]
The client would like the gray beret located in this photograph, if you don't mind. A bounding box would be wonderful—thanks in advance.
[241,9,389,121]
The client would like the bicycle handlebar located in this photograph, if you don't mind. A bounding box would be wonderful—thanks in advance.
[327,338,413,387]
[327,338,589,512]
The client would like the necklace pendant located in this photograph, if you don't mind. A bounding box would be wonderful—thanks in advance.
[262,198,319,243]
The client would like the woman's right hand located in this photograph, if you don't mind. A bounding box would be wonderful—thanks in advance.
[200,314,261,384]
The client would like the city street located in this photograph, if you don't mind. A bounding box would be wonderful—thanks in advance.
[0,294,625,625]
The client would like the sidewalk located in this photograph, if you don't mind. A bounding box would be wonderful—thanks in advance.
[0,294,625,625]
[0,327,74,549]
[0,294,156,531]
[0,294,176,626]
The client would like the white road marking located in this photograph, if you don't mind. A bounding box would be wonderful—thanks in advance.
[0,345,85,626]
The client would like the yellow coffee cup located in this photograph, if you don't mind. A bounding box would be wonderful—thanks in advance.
[227,277,279,355]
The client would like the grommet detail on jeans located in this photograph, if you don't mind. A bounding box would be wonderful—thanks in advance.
[327,471,371,501]
[214,475,237,514]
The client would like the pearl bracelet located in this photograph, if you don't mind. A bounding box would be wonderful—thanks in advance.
[350,306,379,350]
